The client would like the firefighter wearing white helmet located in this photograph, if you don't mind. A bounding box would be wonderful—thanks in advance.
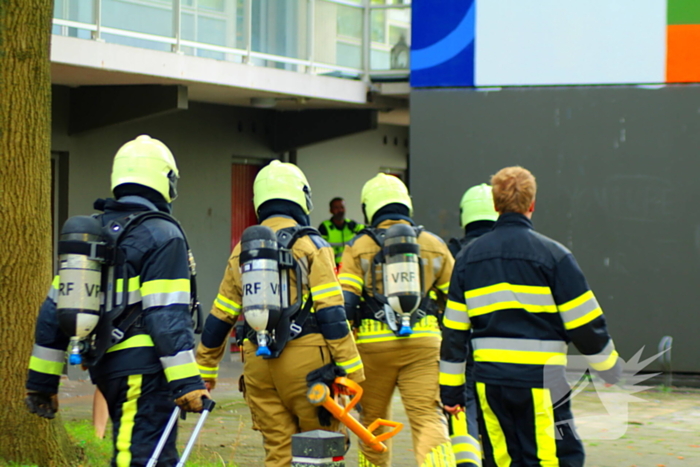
[338,173,456,467]
[445,183,498,467]
[196,160,364,467]
[26,135,210,466]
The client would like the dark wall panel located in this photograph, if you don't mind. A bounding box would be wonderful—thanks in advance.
[410,86,700,372]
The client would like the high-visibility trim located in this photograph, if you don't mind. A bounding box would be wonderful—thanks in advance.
[476,382,512,467]
[48,275,60,302]
[198,364,219,379]
[450,412,482,465]
[115,276,142,306]
[357,315,441,342]
[421,441,456,467]
[444,300,471,331]
[106,334,155,353]
[142,291,190,308]
[358,452,381,467]
[29,345,66,376]
[310,282,342,301]
[472,337,568,366]
[437,282,450,293]
[532,387,558,466]
[585,340,619,371]
[338,273,363,291]
[336,355,364,374]
[356,329,442,343]
[465,282,557,317]
[215,294,241,316]
[429,290,438,300]
[162,350,200,382]
[558,291,603,330]
[116,374,142,467]
[439,360,466,386]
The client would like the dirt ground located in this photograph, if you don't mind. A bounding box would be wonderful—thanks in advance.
[59,360,700,467]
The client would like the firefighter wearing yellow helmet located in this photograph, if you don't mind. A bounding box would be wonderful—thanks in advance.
[196,160,364,467]
[445,183,499,467]
[338,173,456,467]
[26,135,209,466]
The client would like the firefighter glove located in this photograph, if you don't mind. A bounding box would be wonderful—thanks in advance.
[175,389,211,413]
[306,363,347,426]
[26,391,59,419]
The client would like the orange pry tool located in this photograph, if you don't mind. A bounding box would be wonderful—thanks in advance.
[306,376,403,453]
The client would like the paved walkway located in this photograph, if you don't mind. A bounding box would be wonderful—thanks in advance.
[59,359,700,466]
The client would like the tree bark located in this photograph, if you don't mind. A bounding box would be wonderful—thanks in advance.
[0,1,78,465]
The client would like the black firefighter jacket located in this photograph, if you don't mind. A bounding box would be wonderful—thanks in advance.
[26,197,205,400]
[439,213,622,407]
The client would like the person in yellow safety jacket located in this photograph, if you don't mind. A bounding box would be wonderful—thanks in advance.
[318,197,365,266]
[339,173,456,467]
[25,135,210,466]
[440,167,622,467]
[196,161,364,467]
[446,184,500,467]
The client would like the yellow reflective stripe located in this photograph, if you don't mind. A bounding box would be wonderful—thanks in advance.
[163,361,200,382]
[198,365,219,378]
[116,276,140,293]
[563,308,603,331]
[106,334,155,353]
[421,441,456,466]
[444,299,470,331]
[444,317,471,331]
[466,282,550,299]
[532,387,558,466]
[48,275,60,301]
[558,290,593,312]
[29,356,64,376]
[116,374,142,467]
[477,382,512,467]
[311,282,342,301]
[438,282,450,293]
[429,290,438,300]
[338,273,363,291]
[215,294,241,316]
[466,282,556,317]
[439,372,466,387]
[474,349,567,366]
[52,275,60,288]
[141,278,189,296]
[336,355,364,373]
[447,300,467,312]
[469,300,557,317]
[357,329,442,343]
[586,340,619,371]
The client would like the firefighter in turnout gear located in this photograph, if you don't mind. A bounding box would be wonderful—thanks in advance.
[446,183,499,467]
[318,197,365,266]
[26,135,209,466]
[440,167,622,467]
[195,160,364,467]
[339,173,456,467]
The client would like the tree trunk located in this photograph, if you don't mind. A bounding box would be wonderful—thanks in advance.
[0,1,78,465]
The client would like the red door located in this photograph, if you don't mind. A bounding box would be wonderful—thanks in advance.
[230,162,262,353]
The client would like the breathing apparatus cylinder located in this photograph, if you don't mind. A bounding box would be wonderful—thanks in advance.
[383,224,422,336]
[240,226,283,357]
[56,216,106,365]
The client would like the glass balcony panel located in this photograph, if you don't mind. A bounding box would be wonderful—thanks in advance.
[314,0,363,75]
[180,1,244,62]
[369,6,409,71]
[251,0,308,71]
[101,0,173,52]
[53,0,93,38]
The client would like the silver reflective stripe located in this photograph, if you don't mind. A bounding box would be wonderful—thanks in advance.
[440,361,466,375]
[444,306,470,325]
[32,344,66,363]
[115,290,142,306]
[451,435,481,450]
[48,286,58,302]
[160,350,196,369]
[432,257,442,277]
[472,337,567,354]
[467,289,555,310]
[454,449,481,464]
[142,291,190,308]
[560,294,601,323]
[198,367,218,377]
[585,339,616,364]
[357,329,440,342]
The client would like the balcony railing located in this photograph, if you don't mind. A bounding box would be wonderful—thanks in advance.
[52,0,410,82]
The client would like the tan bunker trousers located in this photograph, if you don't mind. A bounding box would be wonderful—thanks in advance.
[358,338,455,467]
[242,337,341,467]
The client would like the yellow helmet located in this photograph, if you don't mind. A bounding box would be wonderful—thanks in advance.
[253,160,313,214]
[361,173,413,224]
[111,135,179,202]
[459,183,498,228]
